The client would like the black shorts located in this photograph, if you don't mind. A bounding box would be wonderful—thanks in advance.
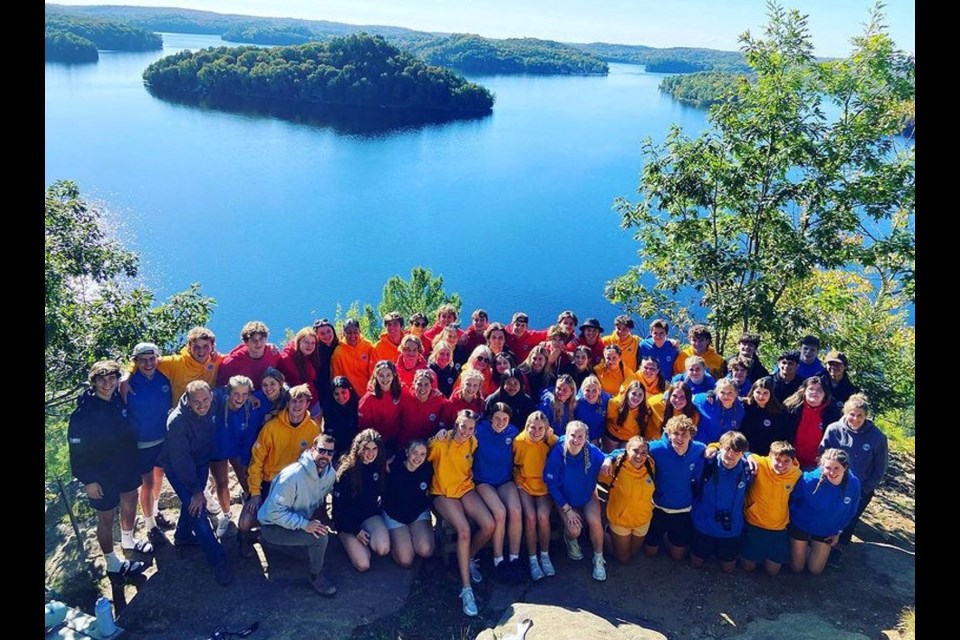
[788,523,834,544]
[644,508,692,548]
[87,476,141,512]
[137,443,164,476]
[690,529,742,562]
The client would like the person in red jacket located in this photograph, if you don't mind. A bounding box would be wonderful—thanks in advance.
[405,312,433,355]
[398,369,449,449]
[372,312,407,365]
[423,304,463,344]
[276,327,321,416]
[216,321,281,387]
[395,335,429,388]
[505,312,548,364]
[358,360,404,454]
[574,318,606,366]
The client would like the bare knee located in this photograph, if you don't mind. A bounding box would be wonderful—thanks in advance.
[415,540,434,558]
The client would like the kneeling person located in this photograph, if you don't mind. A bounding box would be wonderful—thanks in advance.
[257,434,338,596]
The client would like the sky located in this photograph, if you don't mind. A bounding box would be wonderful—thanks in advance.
[48,0,914,58]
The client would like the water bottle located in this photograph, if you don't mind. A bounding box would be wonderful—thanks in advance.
[95,596,118,637]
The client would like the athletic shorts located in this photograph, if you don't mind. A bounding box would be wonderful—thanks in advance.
[690,529,741,562]
[382,509,432,531]
[740,523,789,564]
[137,443,164,476]
[788,523,834,544]
[645,508,692,548]
[609,521,652,537]
[87,476,141,512]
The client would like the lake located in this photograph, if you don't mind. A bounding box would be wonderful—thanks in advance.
[44,33,761,340]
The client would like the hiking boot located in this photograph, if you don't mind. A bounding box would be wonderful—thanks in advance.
[565,536,583,560]
[460,587,478,617]
[213,561,233,586]
[592,554,607,581]
[539,553,556,577]
[529,557,545,581]
[469,558,483,584]
[310,573,337,597]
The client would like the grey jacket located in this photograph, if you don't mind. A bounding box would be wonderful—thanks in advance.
[258,451,336,531]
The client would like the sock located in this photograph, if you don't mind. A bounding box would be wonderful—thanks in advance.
[594,551,604,560]
[493,556,503,567]
[539,551,550,561]
[105,551,121,571]
[144,516,157,530]
[509,554,519,562]
[461,586,473,595]
[121,529,135,549]
[529,555,538,563]
[151,502,159,517]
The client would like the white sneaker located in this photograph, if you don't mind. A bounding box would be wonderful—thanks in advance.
[460,587,478,617]
[565,536,583,560]
[539,553,556,577]
[469,558,483,584]
[592,554,607,581]
[529,557,544,581]
[215,513,231,538]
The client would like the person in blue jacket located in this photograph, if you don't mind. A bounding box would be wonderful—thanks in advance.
[788,448,861,575]
[818,393,888,567]
[209,375,257,538]
[158,380,232,585]
[573,375,611,445]
[638,318,680,378]
[608,414,706,562]
[671,356,716,395]
[796,335,827,380]
[473,403,524,582]
[68,360,151,580]
[538,374,578,434]
[126,342,173,541]
[690,431,753,573]
[692,378,745,445]
[544,421,607,581]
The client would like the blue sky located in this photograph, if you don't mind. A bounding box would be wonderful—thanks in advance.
[48,0,914,58]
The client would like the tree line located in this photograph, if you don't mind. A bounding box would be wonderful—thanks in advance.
[142,34,495,113]
[658,72,748,108]
[45,12,162,62]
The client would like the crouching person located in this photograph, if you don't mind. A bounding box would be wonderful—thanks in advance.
[158,380,231,586]
[257,433,338,596]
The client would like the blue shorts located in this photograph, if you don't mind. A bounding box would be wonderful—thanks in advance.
[645,508,692,549]
[382,509,431,531]
[137,443,164,476]
[690,529,742,562]
[740,523,789,564]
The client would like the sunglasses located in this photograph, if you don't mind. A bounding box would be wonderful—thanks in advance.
[475,356,491,364]
[314,446,335,456]
[412,321,428,328]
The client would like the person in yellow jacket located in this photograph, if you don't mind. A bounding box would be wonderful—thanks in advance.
[603,380,652,452]
[646,381,701,440]
[602,315,641,372]
[740,440,802,576]
[428,409,494,617]
[237,384,320,557]
[512,411,559,580]
[673,325,727,379]
[598,435,656,563]
[372,311,406,365]
[123,327,222,408]
[331,318,375,395]
[593,344,640,396]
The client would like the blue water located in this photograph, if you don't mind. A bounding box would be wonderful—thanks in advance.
[47,33,910,340]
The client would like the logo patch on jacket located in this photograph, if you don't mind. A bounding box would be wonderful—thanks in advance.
[373,472,380,481]
[504,437,513,445]
[862,443,871,451]
[843,496,852,504]
[429,414,437,421]
[763,419,771,427]
[162,384,170,393]
[419,482,428,491]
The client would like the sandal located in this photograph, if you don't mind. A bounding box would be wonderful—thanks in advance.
[106,559,147,579]
[122,539,154,554]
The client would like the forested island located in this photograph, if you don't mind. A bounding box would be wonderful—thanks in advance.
[572,42,750,73]
[45,12,162,62]
[46,4,742,74]
[658,71,748,107]
[142,34,494,114]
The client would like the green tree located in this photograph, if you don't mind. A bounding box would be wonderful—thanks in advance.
[45,181,215,479]
[606,2,914,355]
[377,267,462,324]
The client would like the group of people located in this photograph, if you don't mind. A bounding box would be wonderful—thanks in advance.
[66,307,888,617]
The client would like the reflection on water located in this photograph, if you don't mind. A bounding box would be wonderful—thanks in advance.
[142,86,493,136]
